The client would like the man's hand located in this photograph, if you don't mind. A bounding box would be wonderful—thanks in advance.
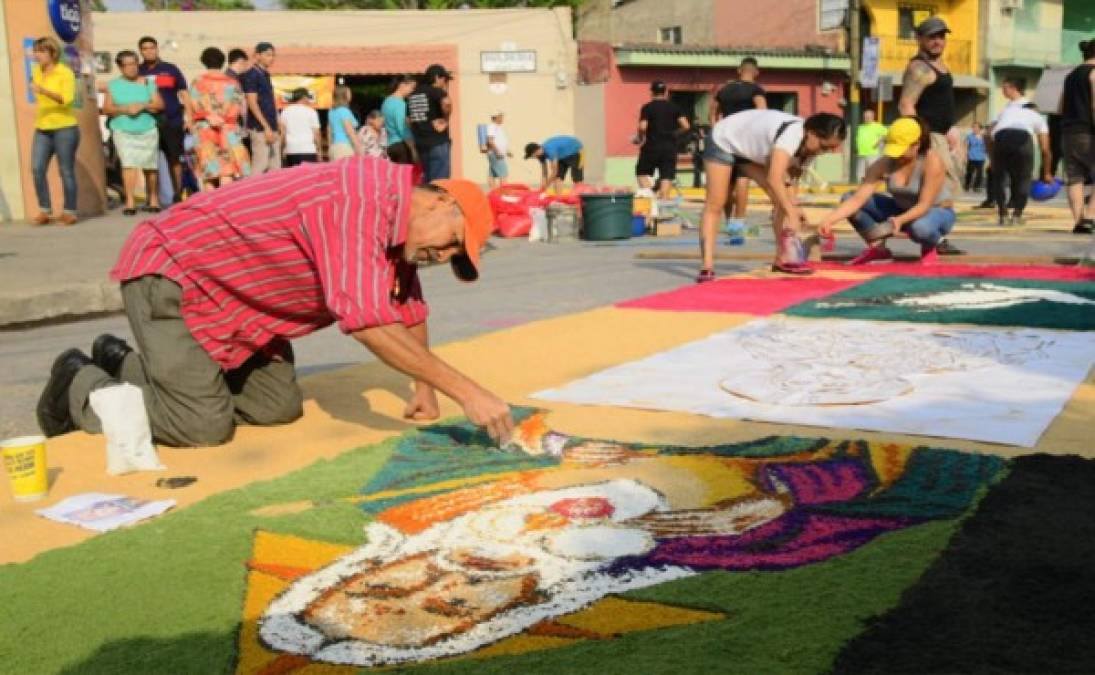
[264,128,276,144]
[1042,170,1055,184]
[461,387,514,444]
[403,385,440,421]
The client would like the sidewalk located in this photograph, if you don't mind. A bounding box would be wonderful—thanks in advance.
[0,213,133,327]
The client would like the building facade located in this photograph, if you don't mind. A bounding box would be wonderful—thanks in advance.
[577,0,850,184]
[981,0,1064,118]
[93,8,578,186]
[1061,0,1093,65]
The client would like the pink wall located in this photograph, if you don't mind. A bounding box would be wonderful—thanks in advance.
[713,0,843,51]
[601,63,845,156]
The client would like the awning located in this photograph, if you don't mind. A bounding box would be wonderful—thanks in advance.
[1032,66,1071,112]
[614,44,850,72]
[268,45,457,76]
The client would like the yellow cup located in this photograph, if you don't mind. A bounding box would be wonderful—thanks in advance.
[2,435,49,502]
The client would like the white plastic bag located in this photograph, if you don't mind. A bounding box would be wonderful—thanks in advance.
[89,383,164,475]
[528,207,548,242]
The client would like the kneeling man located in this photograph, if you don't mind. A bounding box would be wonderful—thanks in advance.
[37,157,514,445]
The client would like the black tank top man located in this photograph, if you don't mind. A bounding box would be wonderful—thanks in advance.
[1061,64,1094,134]
[716,80,765,118]
[913,56,955,134]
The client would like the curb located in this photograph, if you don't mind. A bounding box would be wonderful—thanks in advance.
[0,282,122,328]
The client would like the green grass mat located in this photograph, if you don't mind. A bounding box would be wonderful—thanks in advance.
[0,412,1000,674]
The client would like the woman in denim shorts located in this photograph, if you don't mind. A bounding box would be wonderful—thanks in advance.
[699,110,847,280]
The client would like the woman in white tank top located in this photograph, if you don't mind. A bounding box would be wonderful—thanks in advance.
[819,116,956,265]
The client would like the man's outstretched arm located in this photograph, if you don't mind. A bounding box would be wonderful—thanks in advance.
[353,322,513,442]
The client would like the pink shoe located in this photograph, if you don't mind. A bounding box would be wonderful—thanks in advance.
[771,261,814,275]
[920,245,939,265]
[848,246,893,265]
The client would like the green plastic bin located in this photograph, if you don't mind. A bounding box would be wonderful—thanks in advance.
[580,193,634,241]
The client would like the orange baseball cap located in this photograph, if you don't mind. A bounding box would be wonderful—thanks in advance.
[431,179,494,282]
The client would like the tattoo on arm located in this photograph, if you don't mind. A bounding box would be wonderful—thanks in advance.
[898,62,933,115]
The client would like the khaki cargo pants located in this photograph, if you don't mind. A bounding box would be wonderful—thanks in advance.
[68,275,303,447]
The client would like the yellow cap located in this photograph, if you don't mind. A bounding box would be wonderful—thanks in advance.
[882,118,923,158]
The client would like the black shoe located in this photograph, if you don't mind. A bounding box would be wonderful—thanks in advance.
[36,349,92,437]
[975,201,995,209]
[91,334,133,378]
[936,238,966,256]
[1074,219,1095,235]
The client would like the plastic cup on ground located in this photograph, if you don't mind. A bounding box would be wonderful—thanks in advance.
[2,435,49,502]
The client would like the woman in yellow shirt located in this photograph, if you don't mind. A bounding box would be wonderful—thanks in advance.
[30,36,80,225]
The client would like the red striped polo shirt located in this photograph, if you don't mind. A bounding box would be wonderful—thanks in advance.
[111,157,426,370]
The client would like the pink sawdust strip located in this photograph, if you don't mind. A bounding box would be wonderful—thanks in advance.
[617,277,865,315]
[813,262,1095,281]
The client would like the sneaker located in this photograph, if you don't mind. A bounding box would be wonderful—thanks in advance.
[997,216,1010,227]
[936,238,965,256]
[920,244,939,265]
[1012,214,1026,226]
[1074,219,1094,235]
[91,334,133,379]
[848,246,893,265]
[975,201,995,209]
[36,349,92,437]
[696,268,716,283]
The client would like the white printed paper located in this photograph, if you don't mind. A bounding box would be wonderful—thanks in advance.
[535,318,1095,447]
[36,492,175,532]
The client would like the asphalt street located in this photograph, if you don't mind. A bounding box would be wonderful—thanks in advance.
[2,218,1090,438]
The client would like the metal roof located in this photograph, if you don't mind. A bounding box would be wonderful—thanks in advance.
[613,44,850,71]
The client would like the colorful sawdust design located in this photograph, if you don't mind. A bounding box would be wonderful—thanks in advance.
[244,411,1004,669]
[785,275,1095,330]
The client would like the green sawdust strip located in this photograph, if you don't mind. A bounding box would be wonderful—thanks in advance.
[784,275,1095,331]
[412,519,961,675]
[831,454,1095,674]
[0,438,396,674]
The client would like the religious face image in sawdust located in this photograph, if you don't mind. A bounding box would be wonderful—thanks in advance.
[256,413,1001,667]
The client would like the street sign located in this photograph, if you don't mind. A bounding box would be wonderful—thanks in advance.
[860,36,880,88]
[820,0,849,31]
[878,75,894,102]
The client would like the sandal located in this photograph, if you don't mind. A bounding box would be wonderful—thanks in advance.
[122,208,137,216]
[696,268,716,283]
[771,261,814,275]
[142,205,162,214]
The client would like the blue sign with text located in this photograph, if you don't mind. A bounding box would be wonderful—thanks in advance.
[48,0,82,43]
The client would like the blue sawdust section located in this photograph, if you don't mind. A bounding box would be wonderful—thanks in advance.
[831,454,1095,674]
[784,275,1095,330]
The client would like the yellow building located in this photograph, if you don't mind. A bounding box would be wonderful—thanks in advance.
[862,0,989,125]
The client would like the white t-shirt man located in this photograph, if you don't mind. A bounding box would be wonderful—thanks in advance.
[990,99,1049,137]
[711,109,804,165]
[487,122,509,156]
[280,103,321,155]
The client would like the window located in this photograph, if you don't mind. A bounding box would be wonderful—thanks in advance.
[898,5,937,39]
[765,92,799,115]
[659,26,682,45]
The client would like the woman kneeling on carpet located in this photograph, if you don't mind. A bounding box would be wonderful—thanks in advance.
[698,110,847,280]
[819,117,955,266]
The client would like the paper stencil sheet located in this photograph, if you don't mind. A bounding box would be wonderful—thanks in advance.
[535,318,1095,446]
